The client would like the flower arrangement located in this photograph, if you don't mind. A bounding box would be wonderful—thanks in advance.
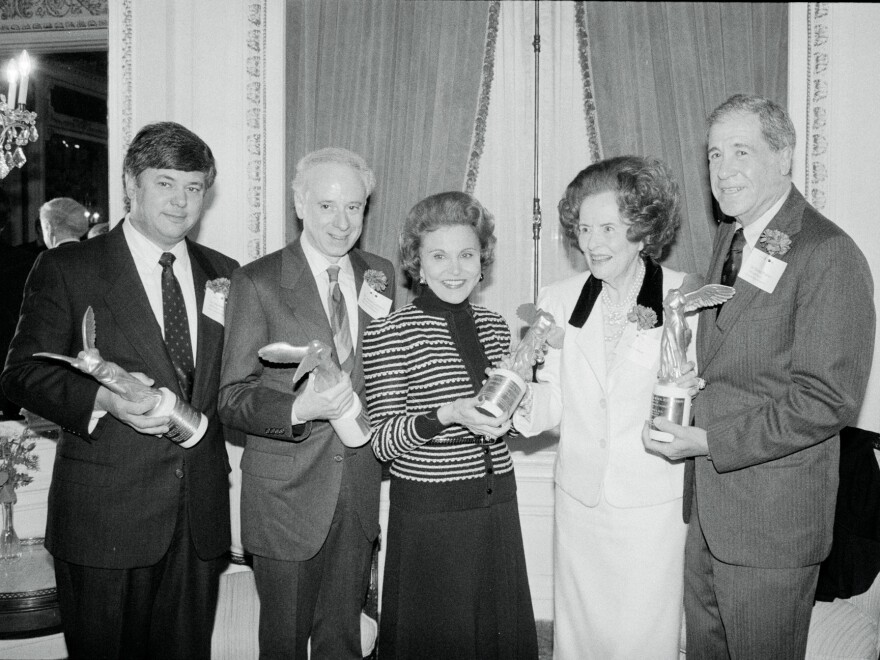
[206,277,231,297]
[627,304,658,331]
[759,229,792,257]
[0,430,38,504]
[364,269,388,292]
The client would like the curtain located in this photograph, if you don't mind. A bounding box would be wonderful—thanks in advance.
[585,1,788,276]
[285,0,492,304]
[469,1,594,335]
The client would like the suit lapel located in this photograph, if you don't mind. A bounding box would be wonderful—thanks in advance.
[99,226,180,395]
[699,185,805,370]
[281,240,335,351]
[188,241,221,408]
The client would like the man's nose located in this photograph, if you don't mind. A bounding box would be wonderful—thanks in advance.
[170,188,187,207]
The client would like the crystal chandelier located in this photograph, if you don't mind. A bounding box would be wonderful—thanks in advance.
[1,52,38,180]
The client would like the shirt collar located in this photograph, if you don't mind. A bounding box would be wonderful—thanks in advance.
[300,232,352,280]
[122,215,191,271]
[741,187,790,248]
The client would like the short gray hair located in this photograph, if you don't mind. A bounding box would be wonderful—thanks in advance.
[39,197,89,238]
[291,147,375,198]
[708,94,797,154]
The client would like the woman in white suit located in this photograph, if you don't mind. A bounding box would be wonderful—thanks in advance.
[514,156,701,659]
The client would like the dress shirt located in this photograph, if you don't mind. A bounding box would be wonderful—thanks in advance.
[291,236,359,425]
[123,218,198,364]
[740,188,790,262]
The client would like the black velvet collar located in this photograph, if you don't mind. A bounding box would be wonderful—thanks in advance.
[568,258,664,329]
[413,284,472,316]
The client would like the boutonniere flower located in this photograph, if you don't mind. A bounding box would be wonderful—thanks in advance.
[759,229,792,257]
[627,304,658,332]
[206,277,231,298]
[364,269,387,293]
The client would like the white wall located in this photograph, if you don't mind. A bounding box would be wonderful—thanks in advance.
[789,2,880,433]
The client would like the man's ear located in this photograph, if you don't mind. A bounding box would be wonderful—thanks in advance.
[293,190,305,219]
[778,146,794,177]
[123,173,138,202]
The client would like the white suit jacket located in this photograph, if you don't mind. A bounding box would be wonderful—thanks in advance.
[515,263,695,508]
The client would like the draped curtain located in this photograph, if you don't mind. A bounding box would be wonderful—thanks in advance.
[585,2,788,276]
[285,0,492,304]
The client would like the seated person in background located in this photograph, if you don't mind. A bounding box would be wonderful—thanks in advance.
[39,197,89,248]
[513,156,700,660]
[363,191,538,660]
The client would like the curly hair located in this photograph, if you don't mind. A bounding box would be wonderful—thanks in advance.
[399,191,496,282]
[557,155,681,261]
[708,94,796,174]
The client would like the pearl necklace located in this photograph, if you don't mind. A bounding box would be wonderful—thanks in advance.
[601,259,645,344]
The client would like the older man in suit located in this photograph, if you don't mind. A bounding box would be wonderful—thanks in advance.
[38,197,89,248]
[218,147,394,659]
[1,122,238,660]
[644,94,875,658]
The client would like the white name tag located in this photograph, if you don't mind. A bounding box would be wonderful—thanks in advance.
[358,285,392,319]
[202,289,227,326]
[625,330,660,370]
[739,249,787,293]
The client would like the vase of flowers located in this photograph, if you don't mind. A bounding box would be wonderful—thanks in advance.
[0,429,38,561]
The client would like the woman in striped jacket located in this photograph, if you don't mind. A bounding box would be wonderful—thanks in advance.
[363,191,537,660]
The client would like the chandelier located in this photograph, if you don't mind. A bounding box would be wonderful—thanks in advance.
[0,52,38,180]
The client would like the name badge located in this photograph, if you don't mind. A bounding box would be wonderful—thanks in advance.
[358,285,392,319]
[625,330,660,370]
[740,249,787,293]
[202,290,227,326]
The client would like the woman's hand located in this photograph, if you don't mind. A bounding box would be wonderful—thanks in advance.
[438,396,511,437]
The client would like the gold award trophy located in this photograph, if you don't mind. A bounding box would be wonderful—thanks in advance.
[34,307,207,448]
[649,284,735,441]
[475,303,564,419]
[258,340,371,447]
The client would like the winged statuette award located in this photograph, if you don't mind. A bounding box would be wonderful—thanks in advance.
[258,340,370,447]
[649,284,735,441]
[34,306,207,448]
[475,303,564,419]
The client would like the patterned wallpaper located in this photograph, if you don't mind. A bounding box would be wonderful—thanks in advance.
[0,0,108,34]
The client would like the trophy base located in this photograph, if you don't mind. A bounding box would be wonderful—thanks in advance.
[149,387,207,449]
[331,397,371,448]
[649,383,691,443]
[475,369,527,419]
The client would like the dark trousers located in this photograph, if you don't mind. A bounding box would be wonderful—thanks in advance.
[53,487,225,660]
[684,492,820,660]
[252,477,373,660]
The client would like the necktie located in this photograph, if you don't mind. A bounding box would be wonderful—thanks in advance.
[159,252,195,399]
[327,265,354,373]
[720,228,746,287]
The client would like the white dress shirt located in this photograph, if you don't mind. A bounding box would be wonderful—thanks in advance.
[123,217,198,364]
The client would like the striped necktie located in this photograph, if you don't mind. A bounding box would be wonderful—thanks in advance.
[327,265,354,373]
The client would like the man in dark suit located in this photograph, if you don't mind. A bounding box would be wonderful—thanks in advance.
[219,147,394,659]
[644,94,875,658]
[1,122,239,660]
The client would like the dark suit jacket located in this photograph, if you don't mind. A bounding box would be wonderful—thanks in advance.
[218,239,395,562]
[0,222,239,568]
[0,242,36,418]
[688,185,875,568]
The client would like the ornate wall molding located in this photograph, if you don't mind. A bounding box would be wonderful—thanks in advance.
[804,2,830,211]
[245,0,267,260]
[119,0,132,151]
[465,0,500,194]
[0,0,107,52]
[575,0,602,163]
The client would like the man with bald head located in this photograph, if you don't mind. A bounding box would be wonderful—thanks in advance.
[219,148,395,659]
[39,197,88,248]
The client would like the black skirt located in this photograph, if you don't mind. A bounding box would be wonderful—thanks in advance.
[378,471,538,659]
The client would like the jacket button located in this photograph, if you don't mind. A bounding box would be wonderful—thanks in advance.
[334,455,343,462]
[175,468,184,479]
